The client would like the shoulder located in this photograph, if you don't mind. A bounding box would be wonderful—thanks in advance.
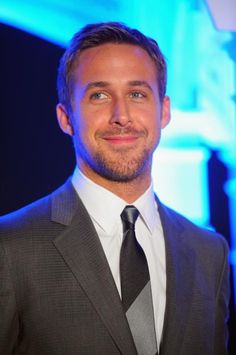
[0,179,76,239]
[158,201,229,255]
[0,193,51,232]
[158,202,230,292]
[0,192,53,259]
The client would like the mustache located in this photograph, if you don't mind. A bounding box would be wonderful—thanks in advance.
[96,127,146,138]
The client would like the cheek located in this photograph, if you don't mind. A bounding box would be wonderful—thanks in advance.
[72,116,102,154]
[77,102,109,131]
[71,104,92,136]
[74,120,94,143]
[145,115,162,148]
[140,108,160,134]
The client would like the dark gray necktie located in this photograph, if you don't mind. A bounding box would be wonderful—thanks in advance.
[120,205,158,355]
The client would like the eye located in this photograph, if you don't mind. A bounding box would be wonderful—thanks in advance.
[90,92,108,100]
[130,91,145,99]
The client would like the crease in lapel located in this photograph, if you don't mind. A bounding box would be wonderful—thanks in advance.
[51,179,78,226]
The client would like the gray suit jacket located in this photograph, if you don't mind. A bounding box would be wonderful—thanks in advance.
[0,179,230,355]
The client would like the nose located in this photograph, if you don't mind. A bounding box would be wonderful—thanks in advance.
[110,97,131,126]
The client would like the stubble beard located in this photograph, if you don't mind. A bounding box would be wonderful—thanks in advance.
[75,140,156,183]
[92,147,152,182]
[74,124,160,183]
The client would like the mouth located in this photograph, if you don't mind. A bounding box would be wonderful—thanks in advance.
[102,135,141,145]
[98,128,145,146]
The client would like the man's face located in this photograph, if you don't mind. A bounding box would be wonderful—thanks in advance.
[57,43,170,183]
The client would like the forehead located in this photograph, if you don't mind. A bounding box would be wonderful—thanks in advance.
[73,43,157,84]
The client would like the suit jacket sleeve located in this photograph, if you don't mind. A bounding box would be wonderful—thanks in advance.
[214,237,230,355]
[0,243,19,354]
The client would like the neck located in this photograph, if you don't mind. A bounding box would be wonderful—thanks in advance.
[78,166,152,204]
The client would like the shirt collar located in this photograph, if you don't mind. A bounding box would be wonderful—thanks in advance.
[71,167,159,235]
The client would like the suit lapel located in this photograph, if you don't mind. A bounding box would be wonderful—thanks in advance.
[51,180,137,355]
[157,201,196,355]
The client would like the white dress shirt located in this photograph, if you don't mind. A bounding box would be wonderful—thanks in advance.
[72,167,166,348]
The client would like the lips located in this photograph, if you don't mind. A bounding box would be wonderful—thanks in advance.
[98,128,145,145]
[102,135,140,144]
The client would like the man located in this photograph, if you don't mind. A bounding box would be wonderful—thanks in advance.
[0,22,230,355]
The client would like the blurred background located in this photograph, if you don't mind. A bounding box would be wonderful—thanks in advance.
[0,0,235,352]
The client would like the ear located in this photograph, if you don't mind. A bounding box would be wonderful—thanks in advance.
[161,96,171,129]
[56,103,74,136]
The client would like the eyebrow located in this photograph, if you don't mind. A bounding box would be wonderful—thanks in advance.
[83,80,153,93]
[127,80,153,91]
[84,81,110,92]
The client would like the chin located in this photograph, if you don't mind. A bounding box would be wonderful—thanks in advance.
[94,159,150,183]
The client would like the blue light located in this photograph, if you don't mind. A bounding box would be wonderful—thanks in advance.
[230,250,236,265]
[0,0,123,46]
[1,0,235,306]
[152,146,210,226]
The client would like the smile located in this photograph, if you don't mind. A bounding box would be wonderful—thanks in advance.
[102,135,141,145]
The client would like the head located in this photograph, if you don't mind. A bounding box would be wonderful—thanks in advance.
[56,22,170,194]
[57,22,167,115]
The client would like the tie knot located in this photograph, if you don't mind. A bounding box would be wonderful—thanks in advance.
[121,205,139,229]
